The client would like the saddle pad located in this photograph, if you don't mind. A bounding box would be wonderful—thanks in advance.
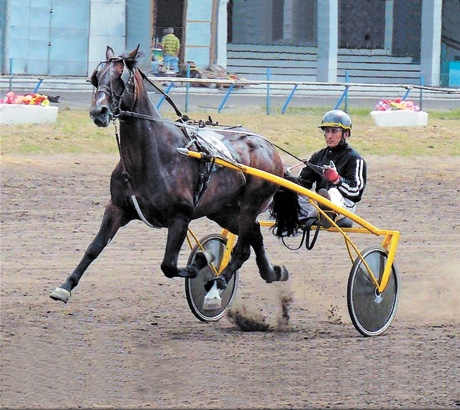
[196,129,236,162]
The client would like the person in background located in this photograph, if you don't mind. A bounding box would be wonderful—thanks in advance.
[159,27,180,73]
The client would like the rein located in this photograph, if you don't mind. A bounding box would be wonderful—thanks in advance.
[95,58,320,175]
[120,108,325,176]
[138,69,184,119]
[119,71,323,175]
[96,57,322,227]
[113,121,157,228]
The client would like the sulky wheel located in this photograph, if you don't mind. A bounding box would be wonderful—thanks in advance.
[347,246,399,337]
[185,234,239,322]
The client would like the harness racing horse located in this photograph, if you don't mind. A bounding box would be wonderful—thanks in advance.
[50,45,288,305]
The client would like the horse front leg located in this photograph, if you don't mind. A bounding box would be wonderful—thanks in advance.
[161,216,212,279]
[50,200,128,303]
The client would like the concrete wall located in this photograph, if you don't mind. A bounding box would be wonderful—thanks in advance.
[183,0,213,69]
[126,0,151,71]
[88,0,126,73]
[339,0,385,49]
[392,0,421,59]
[231,0,272,44]
[442,0,460,62]
[5,0,90,75]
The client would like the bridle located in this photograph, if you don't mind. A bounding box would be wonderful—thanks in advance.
[90,57,191,228]
[89,55,321,227]
[91,57,138,121]
[91,57,184,122]
[91,57,323,178]
[91,61,325,178]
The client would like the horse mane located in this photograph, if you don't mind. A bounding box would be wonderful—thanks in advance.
[132,69,146,101]
[119,50,145,69]
[116,49,148,104]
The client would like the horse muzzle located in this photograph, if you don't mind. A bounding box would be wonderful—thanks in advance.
[89,105,112,127]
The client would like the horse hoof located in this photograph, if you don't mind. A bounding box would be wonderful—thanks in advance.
[194,250,215,268]
[205,275,227,292]
[177,266,198,279]
[50,287,71,304]
[274,265,289,282]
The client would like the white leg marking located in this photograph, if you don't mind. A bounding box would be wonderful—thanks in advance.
[50,287,71,304]
[203,281,223,310]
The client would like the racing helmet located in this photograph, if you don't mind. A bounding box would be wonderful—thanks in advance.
[319,110,352,136]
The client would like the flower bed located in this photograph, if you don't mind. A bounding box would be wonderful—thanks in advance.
[0,91,58,125]
[371,98,428,127]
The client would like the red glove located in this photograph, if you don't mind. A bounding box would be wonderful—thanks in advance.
[323,162,341,184]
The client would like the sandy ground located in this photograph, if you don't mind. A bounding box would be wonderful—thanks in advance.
[1,153,459,409]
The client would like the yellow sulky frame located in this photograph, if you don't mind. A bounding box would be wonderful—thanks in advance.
[184,150,400,294]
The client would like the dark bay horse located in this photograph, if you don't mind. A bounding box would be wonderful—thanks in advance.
[50,45,288,305]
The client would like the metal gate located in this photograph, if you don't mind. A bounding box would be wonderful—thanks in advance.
[6,0,89,75]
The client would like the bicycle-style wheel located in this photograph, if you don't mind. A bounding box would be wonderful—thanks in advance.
[185,234,239,322]
[347,246,399,337]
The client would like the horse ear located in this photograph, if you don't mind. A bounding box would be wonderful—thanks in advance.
[106,46,115,60]
[129,44,141,60]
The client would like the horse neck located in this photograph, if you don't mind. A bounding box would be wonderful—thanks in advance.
[118,76,178,172]
[131,71,162,119]
[119,71,161,141]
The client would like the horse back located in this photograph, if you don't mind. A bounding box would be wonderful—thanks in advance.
[219,127,283,176]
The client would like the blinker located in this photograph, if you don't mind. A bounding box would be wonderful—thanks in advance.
[89,62,106,87]
[121,62,131,87]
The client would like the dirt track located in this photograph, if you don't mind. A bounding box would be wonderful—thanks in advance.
[1,153,459,409]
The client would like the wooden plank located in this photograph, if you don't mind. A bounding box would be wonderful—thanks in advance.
[338,55,414,64]
[226,65,316,75]
[227,43,317,53]
[227,60,316,69]
[338,69,421,78]
[227,51,317,61]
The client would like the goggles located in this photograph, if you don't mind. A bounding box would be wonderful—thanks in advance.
[321,127,343,134]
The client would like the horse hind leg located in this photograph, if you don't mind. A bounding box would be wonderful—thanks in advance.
[212,232,252,289]
[203,226,289,310]
[251,222,289,283]
[50,201,127,303]
[202,208,288,309]
[207,213,288,285]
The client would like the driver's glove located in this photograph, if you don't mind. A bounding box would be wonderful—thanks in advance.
[323,160,341,184]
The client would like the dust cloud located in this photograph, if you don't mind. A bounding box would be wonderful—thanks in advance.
[399,259,460,324]
[227,282,294,331]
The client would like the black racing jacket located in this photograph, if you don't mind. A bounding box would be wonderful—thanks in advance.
[298,141,367,203]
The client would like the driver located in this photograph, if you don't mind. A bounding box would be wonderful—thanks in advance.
[290,109,367,228]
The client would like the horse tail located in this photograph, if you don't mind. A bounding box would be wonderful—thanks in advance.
[269,182,302,238]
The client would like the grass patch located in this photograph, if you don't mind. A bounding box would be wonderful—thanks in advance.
[1,107,459,157]
[426,109,460,120]
[1,110,116,155]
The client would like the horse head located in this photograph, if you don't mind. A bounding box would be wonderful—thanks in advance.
[89,45,143,127]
